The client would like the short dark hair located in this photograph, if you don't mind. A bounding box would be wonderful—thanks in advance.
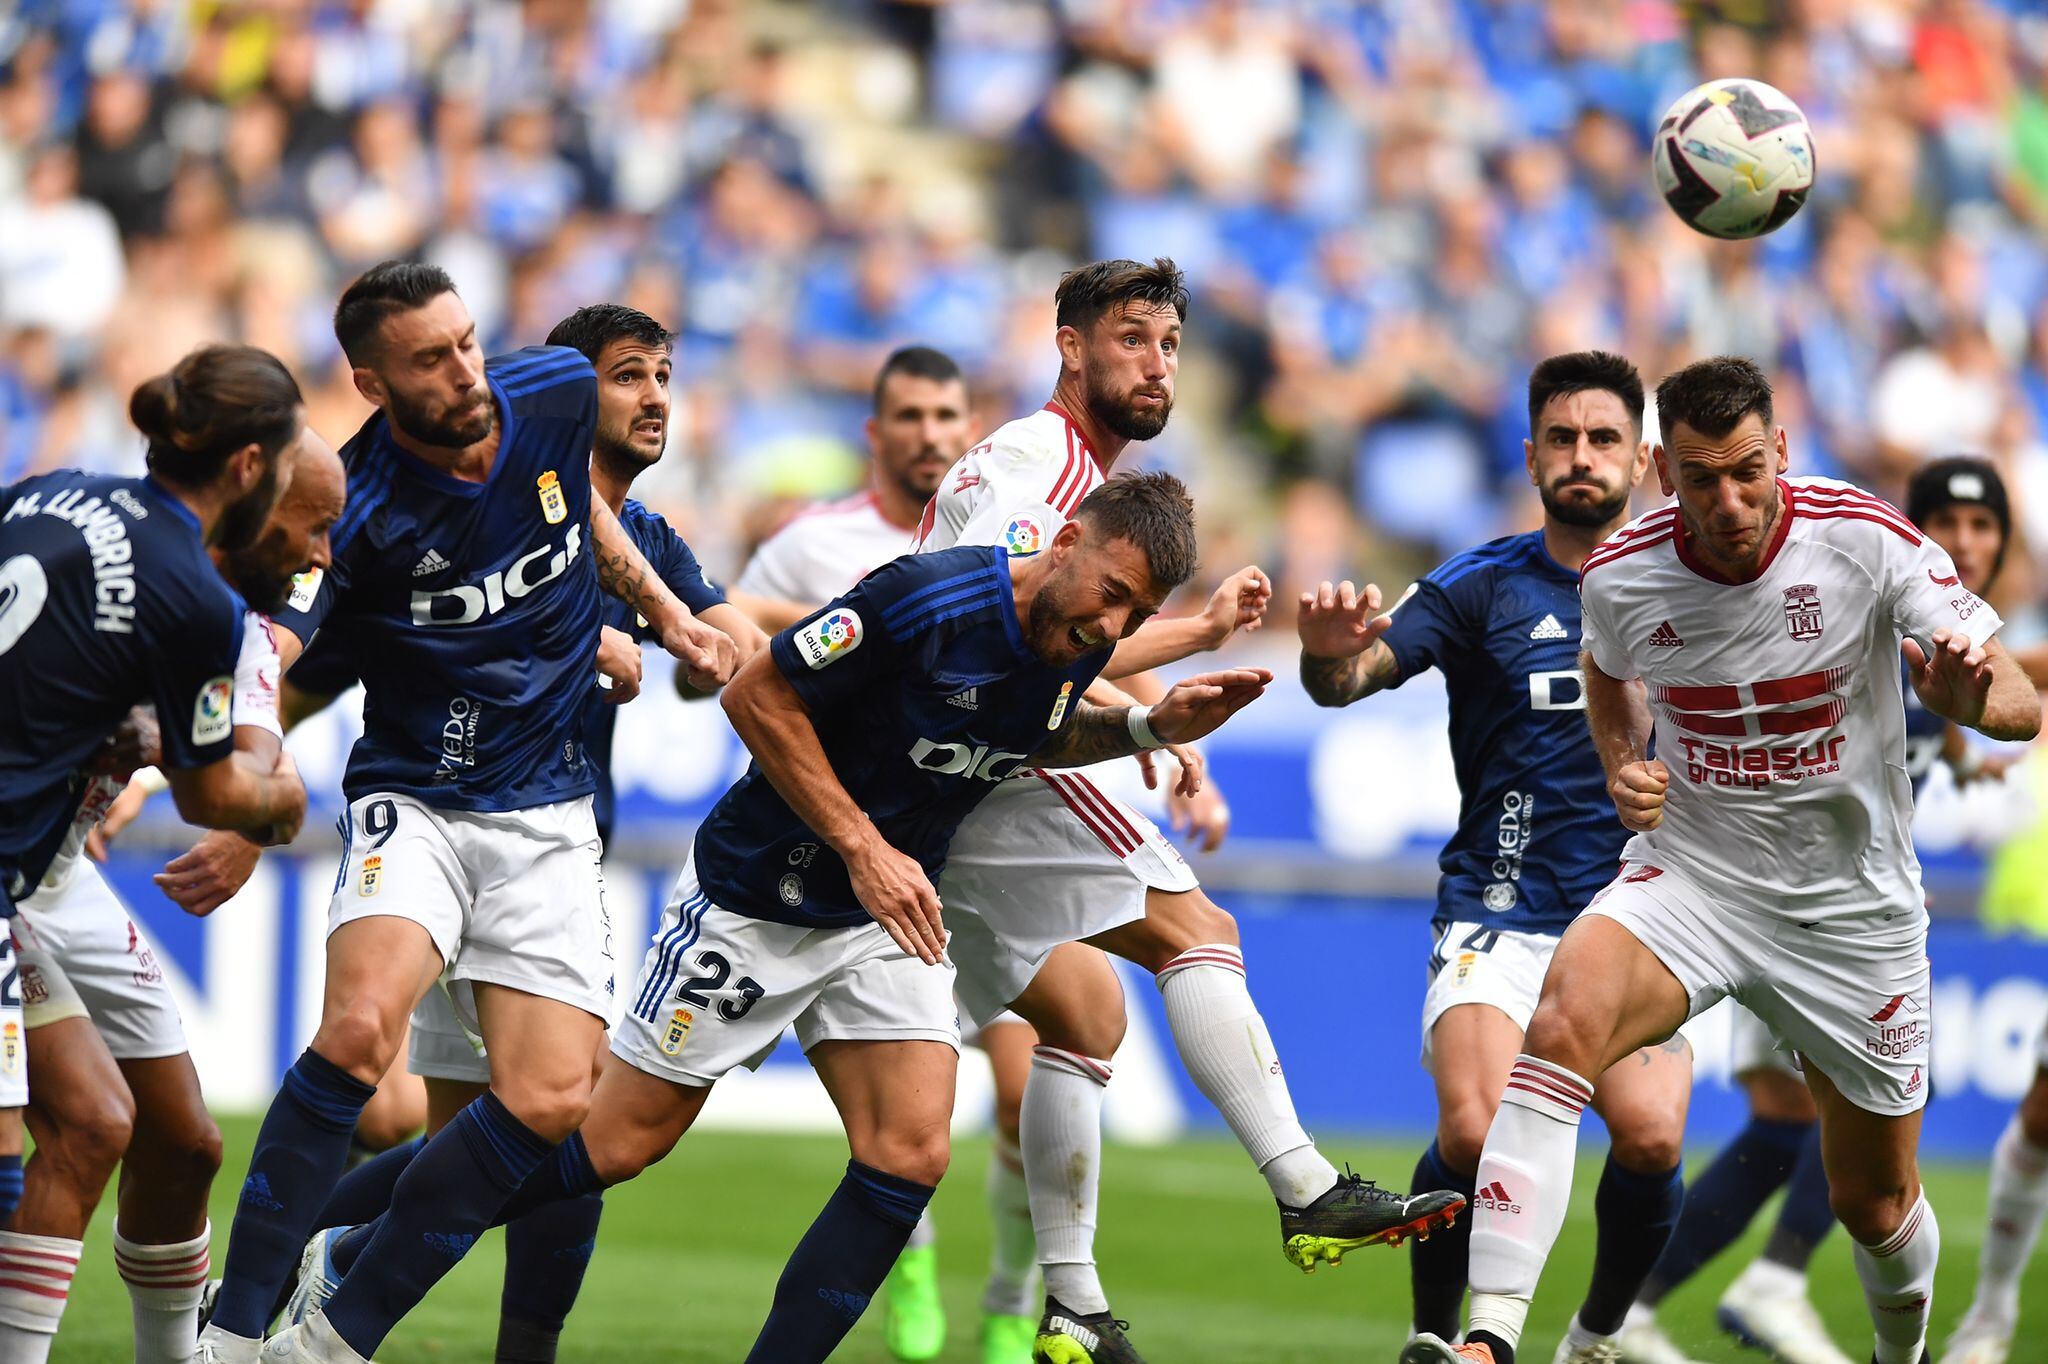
[1655,355,1775,442]
[545,303,674,366]
[871,346,964,413]
[1072,471,1198,591]
[1528,350,1644,437]
[333,260,459,364]
[129,344,303,489]
[1054,258,1189,333]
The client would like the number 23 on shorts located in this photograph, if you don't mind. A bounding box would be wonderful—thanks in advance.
[657,949,765,1056]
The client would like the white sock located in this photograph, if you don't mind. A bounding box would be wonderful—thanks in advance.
[1157,945,1337,1207]
[1466,1054,1595,1350]
[1023,1045,1110,1316]
[1730,1255,1808,1301]
[1563,1311,1612,1351]
[904,1206,937,1253]
[1854,1193,1938,1364]
[1967,1114,2048,1327]
[114,1220,211,1364]
[1622,1301,1657,1331]
[0,1232,81,1364]
[983,1132,1040,1317]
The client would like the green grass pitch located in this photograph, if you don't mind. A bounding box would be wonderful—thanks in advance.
[47,1120,2043,1361]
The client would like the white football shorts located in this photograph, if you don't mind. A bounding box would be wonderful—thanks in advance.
[944,771,1198,1026]
[1418,920,1561,1071]
[329,792,614,1027]
[407,981,492,1085]
[1728,1001,1801,1080]
[13,857,186,1061]
[1584,859,1930,1116]
[614,854,959,1088]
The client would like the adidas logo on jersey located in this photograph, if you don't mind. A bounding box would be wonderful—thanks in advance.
[1475,1180,1522,1214]
[1648,620,1684,648]
[947,687,980,710]
[412,549,450,578]
[1529,614,1568,641]
[1046,1317,1100,1351]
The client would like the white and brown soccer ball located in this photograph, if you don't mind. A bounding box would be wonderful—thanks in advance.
[1652,77,1816,240]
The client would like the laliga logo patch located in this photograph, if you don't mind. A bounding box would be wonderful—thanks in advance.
[287,567,321,613]
[1048,680,1074,730]
[660,1006,695,1056]
[795,609,863,670]
[192,676,234,746]
[359,854,383,897]
[537,470,568,525]
[1002,513,1044,556]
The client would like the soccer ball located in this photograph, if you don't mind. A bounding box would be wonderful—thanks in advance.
[1652,78,1815,240]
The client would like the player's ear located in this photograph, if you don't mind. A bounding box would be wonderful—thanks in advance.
[1773,426,1789,473]
[350,365,384,408]
[1632,439,1651,487]
[1523,437,1537,487]
[1652,445,1674,498]
[1055,324,1084,376]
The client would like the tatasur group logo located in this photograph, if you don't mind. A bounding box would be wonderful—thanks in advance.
[795,608,864,669]
[1001,513,1044,556]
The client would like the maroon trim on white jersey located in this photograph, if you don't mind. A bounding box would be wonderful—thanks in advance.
[1036,771,1140,857]
[1581,508,1682,580]
[1791,484,1922,545]
[1650,664,1854,739]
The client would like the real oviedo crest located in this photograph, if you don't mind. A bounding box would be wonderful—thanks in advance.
[537,470,569,525]
[1782,583,1823,641]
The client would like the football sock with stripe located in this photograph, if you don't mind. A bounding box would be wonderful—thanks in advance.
[1637,1115,1804,1305]
[1579,1152,1683,1335]
[1024,1046,1111,1316]
[0,1155,21,1222]
[1409,1140,1477,1338]
[0,1232,80,1364]
[114,1221,211,1364]
[1853,1192,1938,1364]
[743,1160,935,1363]
[1960,1114,2048,1330]
[1156,944,1337,1206]
[210,1048,375,1339]
[495,1191,604,1362]
[1761,1124,1837,1271]
[983,1132,1040,1318]
[1466,1054,1595,1359]
[322,1093,554,1358]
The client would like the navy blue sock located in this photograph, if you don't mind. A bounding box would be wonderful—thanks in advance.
[329,1130,607,1280]
[1581,1153,1685,1334]
[743,1160,935,1363]
[315,1136,422,1229]
[496,1192,604,1357]
[212,1049,375,1338]
[1761,1125,1836,1270]
[1409,1140,1477,1337]
[1639,1116,1806,1305]
[322,1093,554,1357]
[0,1152,23,1221]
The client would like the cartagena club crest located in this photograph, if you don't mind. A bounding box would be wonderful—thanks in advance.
[1783,583,1823,641]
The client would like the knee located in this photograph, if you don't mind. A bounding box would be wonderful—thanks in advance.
[1021,999,1126,1063]
[353,1102,421,1153]
[1146,892,1239,962]
[859,1123,951,1190]
[1521,1005,1603,1082]
[494,1077,594,1145]
[1829,1179,1915,1246]
[1435,1102,1495,1177]
[47,1090,136,1185]
[142,1111,224,1189]
[311,1005,405,1084]
[1608,1118,1685,1174]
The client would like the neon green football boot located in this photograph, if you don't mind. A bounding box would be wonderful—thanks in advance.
[882,1243,947,1361]
[981,1310,1037,1363]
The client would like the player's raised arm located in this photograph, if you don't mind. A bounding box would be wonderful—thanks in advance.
[1032,669,1273,769]
[590,496,739,691]
[1582,650,1665,832]
[1296,579,1400,706]
[720,650,946,965]
[1905,634,2041,742]
[1099,564,1272,679]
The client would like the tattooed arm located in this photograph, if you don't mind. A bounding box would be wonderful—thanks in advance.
[1296,580,1401,707]
[1031,668,1275,769]
[590,498,738,690]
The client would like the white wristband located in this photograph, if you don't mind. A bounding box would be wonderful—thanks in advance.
[135,766,169,795]
[1127,706,1165,750]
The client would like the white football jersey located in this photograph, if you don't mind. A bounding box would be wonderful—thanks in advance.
[913,404,1106,555]
[1579,477,2002,921]
[736,491,916,602]
[42,610,283,887]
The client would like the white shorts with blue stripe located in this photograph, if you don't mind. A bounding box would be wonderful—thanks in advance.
[612,850,960,1088]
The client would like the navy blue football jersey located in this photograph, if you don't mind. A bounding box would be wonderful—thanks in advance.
[1379,530,1626,936]
[273,346,603,812]
[693,545,1107,929]
[586,498,725,843]
[1902,659,1947,792]
[0,473,246,896]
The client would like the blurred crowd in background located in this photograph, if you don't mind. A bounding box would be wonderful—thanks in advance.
[7,0,2048,635]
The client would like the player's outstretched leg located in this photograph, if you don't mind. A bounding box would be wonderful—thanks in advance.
[1944,1070,2048,1364]
[112,1053,226,1364]
[1095,888,1465,1271]
[1715,1127,1853,1364]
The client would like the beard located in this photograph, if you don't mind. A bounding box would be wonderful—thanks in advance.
[1087,371,1172,442]
[387,384,494,448]
[593,416,664,474]
[1539,475,1630,528]
[222,527,296,614]
[214,456,283,554]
